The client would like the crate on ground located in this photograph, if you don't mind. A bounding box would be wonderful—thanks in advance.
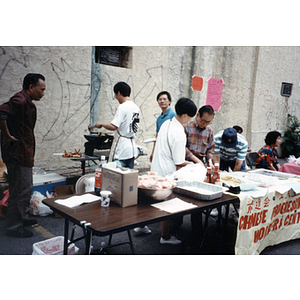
[32,236,79,255]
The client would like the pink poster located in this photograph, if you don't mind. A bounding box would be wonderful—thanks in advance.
[206,77,223,111]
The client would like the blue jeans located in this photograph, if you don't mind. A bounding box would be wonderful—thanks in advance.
[119,157,135,169]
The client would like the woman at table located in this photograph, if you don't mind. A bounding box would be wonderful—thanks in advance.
[255,131,281,171]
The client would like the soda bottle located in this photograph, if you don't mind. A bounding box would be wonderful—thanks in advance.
[204,167,212,183]
[211,163,220,184]
[95,155,107,196]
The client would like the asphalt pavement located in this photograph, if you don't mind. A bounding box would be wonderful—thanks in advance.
[1,205,300,255]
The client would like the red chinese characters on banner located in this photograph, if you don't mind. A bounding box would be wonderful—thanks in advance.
[206,77,223,111]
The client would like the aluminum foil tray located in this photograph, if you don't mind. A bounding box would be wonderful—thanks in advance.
[174,180,223,201]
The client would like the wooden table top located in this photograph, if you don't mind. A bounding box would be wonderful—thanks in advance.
[43,192,239,236]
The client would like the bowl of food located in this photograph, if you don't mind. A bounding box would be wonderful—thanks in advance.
[138,172,176,202]
[138,187,174,201]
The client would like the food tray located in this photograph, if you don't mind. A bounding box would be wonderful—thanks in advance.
[220,173,259,191]
[174,181,223,201]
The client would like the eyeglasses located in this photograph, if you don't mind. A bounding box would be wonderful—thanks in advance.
[199,117,212,125]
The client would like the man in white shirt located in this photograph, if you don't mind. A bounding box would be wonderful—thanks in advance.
[151,97,197,245]
[96,82,140,169]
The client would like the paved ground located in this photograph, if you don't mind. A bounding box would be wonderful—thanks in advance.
[1,205,300,255]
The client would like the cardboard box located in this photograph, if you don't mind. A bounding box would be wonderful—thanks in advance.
[101,166,138,207]
[53,185,75,218]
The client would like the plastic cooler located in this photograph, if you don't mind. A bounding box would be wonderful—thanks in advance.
[32,173,66,196]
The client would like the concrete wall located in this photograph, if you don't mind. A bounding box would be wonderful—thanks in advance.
[0,46,92,170]
[93,46,300,161]
[1,46,300,171]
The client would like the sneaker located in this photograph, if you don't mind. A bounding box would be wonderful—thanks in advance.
[23,218,38,227]
[6,227,33,238]
[210,208,218,217]
[160,236,182,245]
[134,226,151,234]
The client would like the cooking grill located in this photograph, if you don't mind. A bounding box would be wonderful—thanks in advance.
[84,133,114,156]
[70,132,114,175]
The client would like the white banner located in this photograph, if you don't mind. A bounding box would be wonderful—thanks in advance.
[235,189,300,254]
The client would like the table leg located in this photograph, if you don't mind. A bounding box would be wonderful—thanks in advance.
[63,218,69,255]
[127,230,135,254]
[81,161,85,175]
[217,205,223,254]
[85,230,92,255]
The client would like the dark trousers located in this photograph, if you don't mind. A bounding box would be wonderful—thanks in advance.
[6,159,33,231]
[119,157,135,169]
[220,158,236,171]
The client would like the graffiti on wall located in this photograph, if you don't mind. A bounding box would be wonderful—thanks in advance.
[42,58,91,146]
[96,65,165,140]
[0,47,91,147]
[0,46,29,81]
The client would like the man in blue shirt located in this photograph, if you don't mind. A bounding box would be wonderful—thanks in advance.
[149,91,176,162]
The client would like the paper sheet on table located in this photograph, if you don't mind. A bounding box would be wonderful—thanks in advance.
[55,194,101,208]
[151,197,197,213]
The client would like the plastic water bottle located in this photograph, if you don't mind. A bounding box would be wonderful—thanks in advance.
[114,154,122,167]
[95,155,107,196]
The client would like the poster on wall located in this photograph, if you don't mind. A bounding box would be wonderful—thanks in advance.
[191,75,203,91]
[206,77,223,111]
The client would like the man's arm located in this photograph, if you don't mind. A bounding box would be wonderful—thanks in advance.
[233,159,243,171]
[213,154,220,165]
[176,160,193,170]
[149,133,158,162]
[95,122,118,131]
[0,120,18,143]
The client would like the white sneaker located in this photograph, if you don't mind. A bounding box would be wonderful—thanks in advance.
[210,208,218,217]
[160,236,182,245]
[134,226,151,234]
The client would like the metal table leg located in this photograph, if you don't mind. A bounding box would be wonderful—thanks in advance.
[85,230,93,255]
[127,230,135,254]
[63,218,69,255]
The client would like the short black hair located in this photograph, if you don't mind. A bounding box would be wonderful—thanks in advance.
[265,131,281,146]
[175,97,197,117]
[233,125,243,134]
[113,81,131,97]
[156,91,172,102]
[198,105,214,117]
[23,73,45,90]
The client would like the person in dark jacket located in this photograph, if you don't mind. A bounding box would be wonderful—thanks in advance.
[0,73,46,238]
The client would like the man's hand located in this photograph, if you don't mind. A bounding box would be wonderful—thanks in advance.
[4,134,18,145]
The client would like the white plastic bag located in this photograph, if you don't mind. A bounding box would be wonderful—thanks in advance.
[172,163,207,182]
[30,191,53,216]
[287,155,296,163]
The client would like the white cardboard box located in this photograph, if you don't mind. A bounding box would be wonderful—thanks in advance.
[101,166,138,207]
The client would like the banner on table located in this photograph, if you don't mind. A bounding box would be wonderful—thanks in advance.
[235,189,300,255]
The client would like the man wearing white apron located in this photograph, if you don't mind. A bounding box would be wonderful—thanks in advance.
[96,82,140,169]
